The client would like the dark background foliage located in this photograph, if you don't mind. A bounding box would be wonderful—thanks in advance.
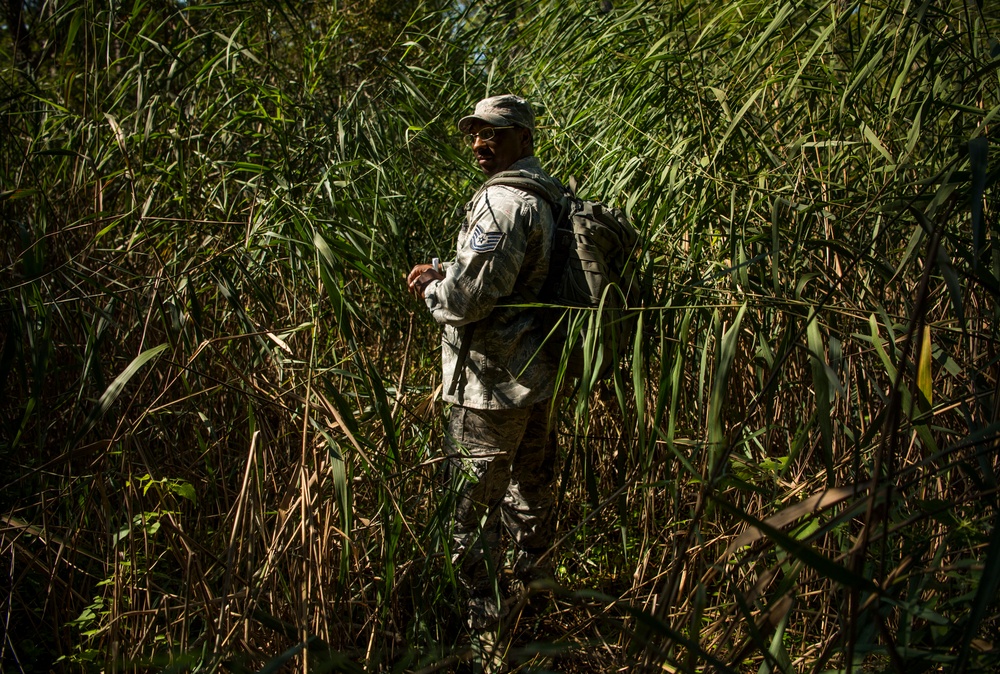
[2,0,998,671]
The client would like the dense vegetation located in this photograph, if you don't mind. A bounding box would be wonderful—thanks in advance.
[2,0,998,671]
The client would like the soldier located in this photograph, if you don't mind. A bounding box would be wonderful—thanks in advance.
[407,94,563,632]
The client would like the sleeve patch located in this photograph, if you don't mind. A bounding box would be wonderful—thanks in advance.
[469,224,505,253]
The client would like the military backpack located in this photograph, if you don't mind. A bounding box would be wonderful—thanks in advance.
[487,171,641,382]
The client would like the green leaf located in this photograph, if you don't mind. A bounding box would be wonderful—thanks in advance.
[861,122,894,165]
[708,303,747,458]
[76,344,169,441]
[171,481,197,504]
[711,494,881,594]
[806,312,834,483]
[917,325,933,407]
[969,136,988,266]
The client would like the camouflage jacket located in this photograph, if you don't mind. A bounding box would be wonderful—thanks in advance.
[424,156,563,409]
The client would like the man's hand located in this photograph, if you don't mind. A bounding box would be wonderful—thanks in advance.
[407,263,445,300]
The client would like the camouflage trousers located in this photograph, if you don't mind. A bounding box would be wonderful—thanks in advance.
[445,400,557,629]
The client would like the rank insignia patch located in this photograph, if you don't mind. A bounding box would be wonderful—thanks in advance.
[469,225,505,253]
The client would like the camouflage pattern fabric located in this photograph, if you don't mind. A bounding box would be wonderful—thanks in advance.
[445,401,557,629]
[424,156,562,409]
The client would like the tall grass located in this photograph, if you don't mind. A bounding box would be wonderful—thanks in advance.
[1,0,998,671]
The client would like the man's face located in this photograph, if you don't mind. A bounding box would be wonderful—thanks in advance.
[468,120,531,176]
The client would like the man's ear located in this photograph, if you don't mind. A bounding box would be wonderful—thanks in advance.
[520,128,533,153]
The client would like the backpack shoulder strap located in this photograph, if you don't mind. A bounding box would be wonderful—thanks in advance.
[448,323,475,397]
[486,170,566,207]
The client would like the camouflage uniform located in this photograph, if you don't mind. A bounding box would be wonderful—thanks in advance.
[423,154,562,629]
[425,155,563,409]
[445,402,557,628]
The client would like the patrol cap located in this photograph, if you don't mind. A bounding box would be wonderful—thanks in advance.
[458,94,535,134]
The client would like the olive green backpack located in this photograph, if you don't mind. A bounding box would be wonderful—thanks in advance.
[487,170,641,382]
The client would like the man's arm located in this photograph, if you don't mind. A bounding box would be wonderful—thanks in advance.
[424,187,530,327]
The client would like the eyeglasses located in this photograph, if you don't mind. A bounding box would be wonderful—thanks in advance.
[464,126,514,145]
